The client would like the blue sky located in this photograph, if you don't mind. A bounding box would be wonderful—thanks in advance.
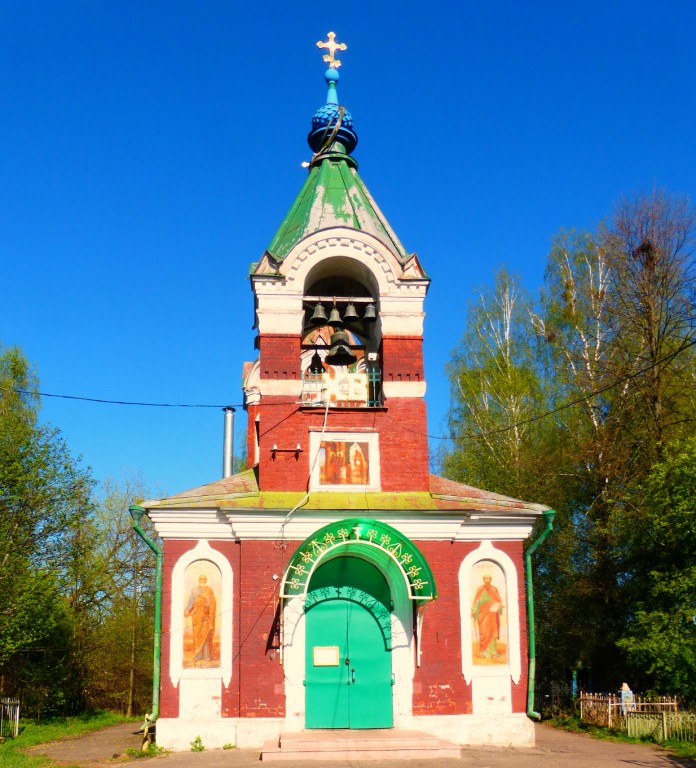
[2,2,695,498]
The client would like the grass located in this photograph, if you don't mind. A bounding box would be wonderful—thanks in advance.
[124,743,170,759]
[548,714,696,760]
[0,710,138,768]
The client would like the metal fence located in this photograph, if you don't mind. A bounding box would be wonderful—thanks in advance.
[0,698,20,740]
[579,693,678,729]
[627,711,696,743]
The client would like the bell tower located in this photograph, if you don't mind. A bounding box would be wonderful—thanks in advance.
[142,33,547,752]
[244,33,431,494]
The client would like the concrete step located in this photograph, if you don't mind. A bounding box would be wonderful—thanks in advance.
[261,729,461,761]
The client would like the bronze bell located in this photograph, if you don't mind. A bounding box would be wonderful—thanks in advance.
[309,302,328,325]
[343,302,359,323]
[308,350,324,374]
[363,303,377,322]
[325,330,357,366]
[328,306,342,325]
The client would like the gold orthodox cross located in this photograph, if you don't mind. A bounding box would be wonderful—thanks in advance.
[317,31,347,69]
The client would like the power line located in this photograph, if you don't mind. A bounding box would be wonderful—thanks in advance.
[2,335,694,439]
[432,336,696,443]
[0,386,240,409]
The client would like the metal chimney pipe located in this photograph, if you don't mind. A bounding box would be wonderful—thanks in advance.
[222,406,235,478]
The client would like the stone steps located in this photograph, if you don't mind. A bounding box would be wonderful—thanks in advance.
[261,729,461,761]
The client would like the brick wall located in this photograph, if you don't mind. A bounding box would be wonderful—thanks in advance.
[381,336,424,382]
[412,541,473,715]
[161,536,529,720]
[159,540,182,718]
[237,540,286,717]
[159,539,287,719]
[259,335,301,380]
[255,397,429,491]
[412,540,528,715]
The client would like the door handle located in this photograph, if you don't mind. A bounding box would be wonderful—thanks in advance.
[351,668,356,685]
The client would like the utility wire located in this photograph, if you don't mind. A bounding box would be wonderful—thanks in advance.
[0,386,237,408]
[2,336,694,439]
[436,336,696,443]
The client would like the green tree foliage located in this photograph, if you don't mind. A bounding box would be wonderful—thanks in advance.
[83,475,159,716]
[0,343,94,714]
[617,437,696,701]
[441,191,696,699]
[443,270,554,501]
[0,344,159,718]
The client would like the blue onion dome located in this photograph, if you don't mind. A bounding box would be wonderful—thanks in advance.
[308,68,358,155]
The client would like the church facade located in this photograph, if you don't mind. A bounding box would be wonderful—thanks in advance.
[138,34,550,752]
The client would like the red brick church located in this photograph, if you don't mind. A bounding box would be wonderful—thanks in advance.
[136,33,551,753]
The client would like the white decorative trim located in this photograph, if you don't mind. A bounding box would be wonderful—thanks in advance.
[155,716,286,750]
[242,359,261,406]
[149,509,538,543]
[277,230,429,302]
[169,541,233,688]
[154,711,534,750]
[258,379,302,396]
[383,381,427,398]
[149,508,232,539]
[459,541,521,687]
[408,712,534,747]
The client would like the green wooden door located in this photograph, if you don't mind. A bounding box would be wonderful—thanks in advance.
[305,557,393,729]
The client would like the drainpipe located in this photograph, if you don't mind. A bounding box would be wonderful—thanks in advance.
[129,504,163,733]
[525,508,556,721]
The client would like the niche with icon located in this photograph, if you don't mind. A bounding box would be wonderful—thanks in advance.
[182,561,222,669]
[309,431,380,490]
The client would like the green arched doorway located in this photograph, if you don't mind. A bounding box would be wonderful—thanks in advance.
[305,556,393,729]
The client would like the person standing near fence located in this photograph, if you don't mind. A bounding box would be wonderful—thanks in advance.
[620,682,634,715]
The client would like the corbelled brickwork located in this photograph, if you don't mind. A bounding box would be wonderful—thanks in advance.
[381,336,424,382]
[260,335,301,380]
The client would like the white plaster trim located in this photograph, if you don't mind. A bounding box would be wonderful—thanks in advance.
[308,430,381,491]
[155,711,534,751]
[150,509,538,543]
[169,540,233,688]
[149,508,232,540]
[282,544,414,731]
[383,381,427,398]
[242,359,261,406]
[258,379,302,396]
[409,712,535,747]
[155,717,285,750]
[281,231,403,296]
[459,541,521,687]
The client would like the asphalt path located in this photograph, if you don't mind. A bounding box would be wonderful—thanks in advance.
[26,721,696,768]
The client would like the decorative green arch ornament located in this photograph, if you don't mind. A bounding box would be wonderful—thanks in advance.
[280,518,437,604]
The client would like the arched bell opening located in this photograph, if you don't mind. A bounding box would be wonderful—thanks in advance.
[301,260,381,408]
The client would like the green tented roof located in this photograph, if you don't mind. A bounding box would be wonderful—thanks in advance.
[264,153,410,263]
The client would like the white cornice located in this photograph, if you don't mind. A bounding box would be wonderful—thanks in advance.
[147,508,538,543]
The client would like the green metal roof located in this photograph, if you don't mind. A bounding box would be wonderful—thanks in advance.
[264,151,410,263]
